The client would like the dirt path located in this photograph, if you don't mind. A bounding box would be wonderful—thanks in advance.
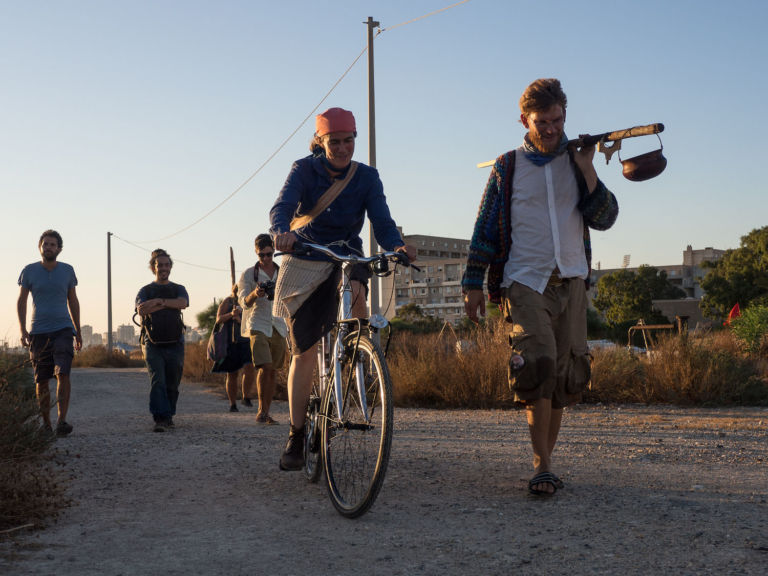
[1,367,767,575]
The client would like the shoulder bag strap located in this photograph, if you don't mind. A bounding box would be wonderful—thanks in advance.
[290,161,358,231]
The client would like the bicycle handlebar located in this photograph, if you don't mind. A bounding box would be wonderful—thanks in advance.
[277,240,420,272]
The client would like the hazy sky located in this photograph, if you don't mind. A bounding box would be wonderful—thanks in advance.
[2,0,766,342]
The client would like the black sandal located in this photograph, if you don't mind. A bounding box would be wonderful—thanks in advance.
[528,471,558,496]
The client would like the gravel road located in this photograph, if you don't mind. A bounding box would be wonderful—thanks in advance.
[1,367,767,575]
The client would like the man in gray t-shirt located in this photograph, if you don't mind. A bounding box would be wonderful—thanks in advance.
[17,230,82,436]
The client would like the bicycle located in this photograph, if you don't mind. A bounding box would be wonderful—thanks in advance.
[279,240,417,518]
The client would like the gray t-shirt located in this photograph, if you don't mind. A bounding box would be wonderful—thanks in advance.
[18,261,77,334]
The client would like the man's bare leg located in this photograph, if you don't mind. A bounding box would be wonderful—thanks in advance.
[56,373,71,424]
[350,280,368,319]
[241,363,256,401]
[37,379,52,430]
[526,397,562,494]
[255,364,276,420]
[287,348,315,428]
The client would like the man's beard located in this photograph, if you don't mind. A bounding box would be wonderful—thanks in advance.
[529,130,563,154]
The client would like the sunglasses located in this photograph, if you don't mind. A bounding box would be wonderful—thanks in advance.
[257,252,274,258]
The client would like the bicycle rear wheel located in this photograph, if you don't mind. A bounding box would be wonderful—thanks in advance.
[321,332,393,518]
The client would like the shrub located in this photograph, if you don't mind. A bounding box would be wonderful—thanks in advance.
[0,351,68,531]
[730,304,768,354]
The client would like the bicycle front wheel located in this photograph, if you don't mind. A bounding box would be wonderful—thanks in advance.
[304,372,323,483]
[320,332,393,518]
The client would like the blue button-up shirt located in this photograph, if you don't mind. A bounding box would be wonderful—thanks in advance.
[270,154,403,259]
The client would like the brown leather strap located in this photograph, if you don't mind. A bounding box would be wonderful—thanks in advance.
[290,162,358,231]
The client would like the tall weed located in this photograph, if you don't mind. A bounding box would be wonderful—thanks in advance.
[0,351,68,531]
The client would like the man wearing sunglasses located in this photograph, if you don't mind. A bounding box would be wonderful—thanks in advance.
[237,234,287,424]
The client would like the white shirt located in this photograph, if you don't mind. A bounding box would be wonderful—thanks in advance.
[237,266,287,338]
[501,148,588,294]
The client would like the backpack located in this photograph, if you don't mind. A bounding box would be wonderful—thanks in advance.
[134,283,186,345]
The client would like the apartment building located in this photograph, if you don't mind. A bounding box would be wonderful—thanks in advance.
[380,233,475,324]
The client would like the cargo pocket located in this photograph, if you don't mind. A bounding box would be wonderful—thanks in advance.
[566,350,592,395]
[508,333,537,392]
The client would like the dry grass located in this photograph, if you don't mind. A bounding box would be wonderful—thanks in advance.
[640,332,766,405]
[586,347,648,403]
[72,345,144,368]
[388,323,768,408]
[0,352,69,533]
[388,320,516,409]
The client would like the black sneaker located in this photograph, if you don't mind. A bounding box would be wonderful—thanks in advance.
[56,420,73,437]
[229,404,239,412]
[242,398,253,407]
[279,426,305,471]
[165,418,175,428]
[153,421,166,433]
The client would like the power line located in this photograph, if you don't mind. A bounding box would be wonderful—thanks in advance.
[380,0,471,32]
[127,46,368,245]
[120,0,471,249]
[111,233,229,273]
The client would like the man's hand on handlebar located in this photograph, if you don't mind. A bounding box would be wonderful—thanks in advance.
[463,289,485,324]
[274,232,298,253]
[394,244,417,263]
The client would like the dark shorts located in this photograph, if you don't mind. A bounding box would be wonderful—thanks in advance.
[29,328,75,382]
[286,263,371,355]
[286,267,341,355]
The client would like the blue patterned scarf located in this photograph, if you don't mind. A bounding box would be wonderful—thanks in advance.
[522,134,569,166]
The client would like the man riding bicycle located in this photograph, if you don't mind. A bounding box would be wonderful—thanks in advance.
[270,107,416,471]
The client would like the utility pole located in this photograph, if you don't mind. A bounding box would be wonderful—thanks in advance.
[107,232,113,353]
[365,16,380,316]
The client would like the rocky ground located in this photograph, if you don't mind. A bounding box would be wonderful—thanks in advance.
[1,367,767,575]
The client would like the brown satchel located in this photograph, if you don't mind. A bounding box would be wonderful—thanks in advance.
[290,162,358,231]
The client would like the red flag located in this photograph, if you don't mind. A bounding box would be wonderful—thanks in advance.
[726,303,741,325]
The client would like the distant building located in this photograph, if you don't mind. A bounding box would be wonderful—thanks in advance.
[381,233,474,325]
[116,324,137,346]
[382,232,724,328]
[81,325,94,347]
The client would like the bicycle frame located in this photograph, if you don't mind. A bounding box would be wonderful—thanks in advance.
[321,261,368,424]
